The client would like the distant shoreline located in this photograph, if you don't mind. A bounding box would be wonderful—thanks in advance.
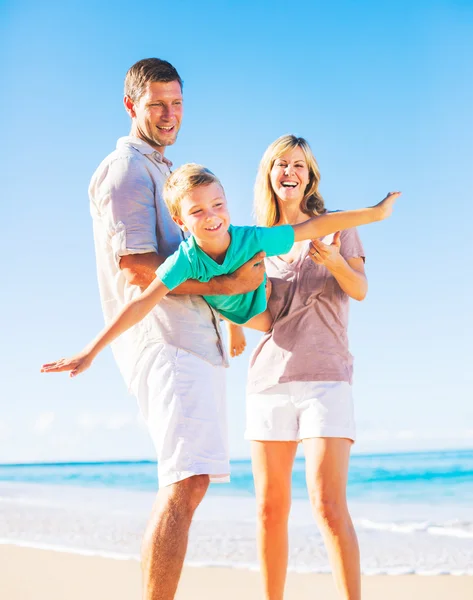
[1,445,473,467]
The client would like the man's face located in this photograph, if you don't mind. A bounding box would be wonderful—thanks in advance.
[125,80,183,151]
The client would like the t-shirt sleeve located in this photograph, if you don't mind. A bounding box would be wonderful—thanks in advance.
[155,244,194,290]
[339,227,365,262]
[256,224,295,257]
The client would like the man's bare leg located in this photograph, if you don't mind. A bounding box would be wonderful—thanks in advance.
[141,474,210,600]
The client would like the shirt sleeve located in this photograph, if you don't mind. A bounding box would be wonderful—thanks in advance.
[256,224,295,257]
[155,244,194,290]
[339,227,365,262]
[103,156,158,265]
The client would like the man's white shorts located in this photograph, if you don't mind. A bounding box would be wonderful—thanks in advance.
[245,381,356,442]
[130,343,229,488]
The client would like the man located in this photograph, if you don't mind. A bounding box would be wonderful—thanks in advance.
[89,58,265,599]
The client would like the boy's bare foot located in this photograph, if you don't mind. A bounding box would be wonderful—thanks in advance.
[228,325,247,357]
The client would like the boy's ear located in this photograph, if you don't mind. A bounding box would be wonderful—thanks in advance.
[172,214,187,231]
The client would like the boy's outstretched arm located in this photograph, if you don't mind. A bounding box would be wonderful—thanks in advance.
[41,278,170,377]
[292,191,401,242]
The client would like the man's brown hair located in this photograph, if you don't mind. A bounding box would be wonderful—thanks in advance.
[124,58,183,102]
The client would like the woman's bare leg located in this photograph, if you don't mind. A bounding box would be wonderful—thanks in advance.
[251,441,298,600]
[303,437,360,600]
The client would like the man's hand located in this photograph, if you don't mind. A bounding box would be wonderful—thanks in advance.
[119,250,266,297]
[224,251,266,295]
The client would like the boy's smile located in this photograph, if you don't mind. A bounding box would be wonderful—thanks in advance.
[173,182,232,261]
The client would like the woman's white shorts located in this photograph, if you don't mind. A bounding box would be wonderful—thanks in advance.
[130,343,229,488]
[245,380,355,442]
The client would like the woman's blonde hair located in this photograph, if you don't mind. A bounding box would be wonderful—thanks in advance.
[254,134,325,226]
[163,163,222,218]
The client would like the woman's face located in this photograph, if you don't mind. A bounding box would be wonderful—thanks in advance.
[270,146,310,205]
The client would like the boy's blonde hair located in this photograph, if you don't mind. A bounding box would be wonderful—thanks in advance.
[254,134,325,227]
[163,163,222,218]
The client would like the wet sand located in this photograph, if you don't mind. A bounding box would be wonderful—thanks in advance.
[2,544,473,599]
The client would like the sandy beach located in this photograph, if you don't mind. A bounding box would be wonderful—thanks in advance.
[2,544,472,600]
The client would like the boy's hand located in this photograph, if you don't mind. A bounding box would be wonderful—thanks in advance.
[375,191,402,220]
[41,351,93,378]
[225,251,266,295]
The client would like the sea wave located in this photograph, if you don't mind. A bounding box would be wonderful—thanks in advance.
[356,518,473,539]
[1,539,472,576]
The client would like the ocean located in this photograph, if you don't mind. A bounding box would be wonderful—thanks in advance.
[1,449,472,575]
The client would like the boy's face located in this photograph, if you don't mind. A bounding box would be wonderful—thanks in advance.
[174,182,231,245]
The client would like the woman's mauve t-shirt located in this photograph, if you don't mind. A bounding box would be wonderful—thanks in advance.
[247,227,365,394]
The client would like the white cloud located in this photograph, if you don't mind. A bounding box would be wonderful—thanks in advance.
[77,413,102,431]
[0,419,10,442]
[105,414,135,430]
[77,412,137,432]
[32,412,55,435]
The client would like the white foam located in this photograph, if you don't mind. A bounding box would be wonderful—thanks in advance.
[427,526,473,539]
[356,518,430,534]
[0,538,140,561]
[1,539,472,575]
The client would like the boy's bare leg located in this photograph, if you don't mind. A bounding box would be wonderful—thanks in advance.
[141,474,210,600]
[242,309,273,332]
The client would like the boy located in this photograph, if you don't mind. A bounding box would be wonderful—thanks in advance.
[41,163,400,376]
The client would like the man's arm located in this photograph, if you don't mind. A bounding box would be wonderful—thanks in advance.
[120,251,266,295]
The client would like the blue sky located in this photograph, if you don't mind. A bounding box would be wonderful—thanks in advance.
[2,0,472,462]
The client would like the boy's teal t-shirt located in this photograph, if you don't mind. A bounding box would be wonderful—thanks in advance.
[156,224,295,324]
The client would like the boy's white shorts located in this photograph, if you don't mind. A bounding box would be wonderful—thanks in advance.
[245,380,356,442]
[130,343,229,488]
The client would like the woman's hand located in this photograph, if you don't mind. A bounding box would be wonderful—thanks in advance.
[309,231,342,269]
[41,351,94,378]
[375,191,402,220]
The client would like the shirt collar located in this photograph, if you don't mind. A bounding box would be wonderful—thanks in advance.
[117,136,173,167]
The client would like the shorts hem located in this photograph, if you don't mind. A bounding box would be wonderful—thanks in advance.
[244,429,298,442]
[159,465,230,488]
[299,428,356,443]
[245,428,355,443]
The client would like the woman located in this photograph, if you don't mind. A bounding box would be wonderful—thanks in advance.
[246,135,367,600]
